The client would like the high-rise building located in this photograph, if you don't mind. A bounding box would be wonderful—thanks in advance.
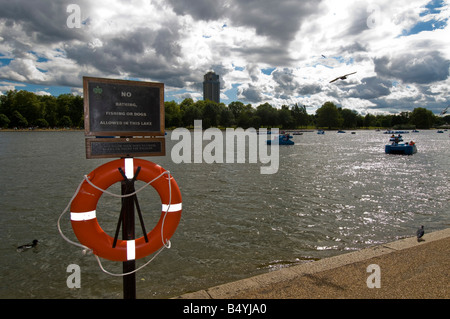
[203,71,220,103]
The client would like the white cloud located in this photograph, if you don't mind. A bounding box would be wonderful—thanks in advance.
[0,0,448,114]
[0,55,46,82]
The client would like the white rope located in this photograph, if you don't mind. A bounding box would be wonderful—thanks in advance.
[57,178,92,252]
[95,245,167,277]
[57,167,174,277]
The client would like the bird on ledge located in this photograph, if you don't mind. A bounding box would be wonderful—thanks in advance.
[416,226,425,242]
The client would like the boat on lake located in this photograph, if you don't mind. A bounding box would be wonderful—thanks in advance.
[385,139,417,155]
[317,130,325,134]
[267,133,294,145]
[384,130,409,134]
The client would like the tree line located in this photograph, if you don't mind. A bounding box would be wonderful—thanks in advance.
[0,90,83,129]
[1,90,448,130]
[164,99,450,130]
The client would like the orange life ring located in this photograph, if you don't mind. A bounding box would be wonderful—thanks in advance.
[70,158,182,262]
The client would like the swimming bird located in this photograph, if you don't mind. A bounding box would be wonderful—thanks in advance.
[329,72,357,83]
[416,226,425,242]
[17,239,38,252]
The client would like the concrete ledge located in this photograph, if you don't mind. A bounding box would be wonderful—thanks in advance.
[383,228,449,250]
[175,228,450,299]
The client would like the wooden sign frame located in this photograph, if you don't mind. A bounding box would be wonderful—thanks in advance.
[84,77,165,137]
[83,76,166,159]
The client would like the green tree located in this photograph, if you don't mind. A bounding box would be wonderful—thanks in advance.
[364,113,376,128]
[39,95,58,127]
[181,103,202,127]
[164,101,182,127]
[391,111,410,128]
[409,107,434,129]
[442,115,450,125]
[56,94,71,121]
[56,94,83,127]
[11,110,28,128]
[376,114,392,128]
[228,101,245,120]
[278,105,294,129]
[12,90,43,126]
[0,90,16,120]
[202,101,220,128]
[220,107,235,127]
[249,114,262,128]
[340,108,358,129]
[0,114,10,128]
[256,103,277,127]
[35,118,49,128]
[356,114,364,127]
[291,103,309,128]
[236,104,255,128]
[69,95,83,127]
[59,115,72,127]
[316,101,341,129]
[179,97,194,108]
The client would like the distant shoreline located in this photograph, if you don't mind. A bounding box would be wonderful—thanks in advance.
[1,127,448,133]
[0,128,84,132]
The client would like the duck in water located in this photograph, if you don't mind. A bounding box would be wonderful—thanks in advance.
[17,239,39,252]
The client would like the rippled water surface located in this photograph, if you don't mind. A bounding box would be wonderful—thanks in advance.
[1,130,449,298]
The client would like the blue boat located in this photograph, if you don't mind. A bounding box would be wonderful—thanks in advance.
[317,130,325,134]
[385,141,417,155]
[384,130,409,134]
[267,134,294,145]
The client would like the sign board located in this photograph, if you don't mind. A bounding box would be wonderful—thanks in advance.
[84,77,164,137]
[86,137,165,159]
[83,77,166,159]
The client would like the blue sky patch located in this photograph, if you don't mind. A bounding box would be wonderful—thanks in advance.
[261,67,276,75]
[404,19,447,36]
[420,0,446,16]
[402,0,448,36]
[0,81,72,96]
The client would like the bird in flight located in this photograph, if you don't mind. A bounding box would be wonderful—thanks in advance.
[329,72,357,83]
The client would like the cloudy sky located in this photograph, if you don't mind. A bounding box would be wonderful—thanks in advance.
[0,0,449,114]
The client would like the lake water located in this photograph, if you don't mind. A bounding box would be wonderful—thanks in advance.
[1,129,449,299]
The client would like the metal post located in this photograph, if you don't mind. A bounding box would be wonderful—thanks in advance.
[121,180,136,299]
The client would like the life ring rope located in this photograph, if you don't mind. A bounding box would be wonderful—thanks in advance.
[57,163,179,277]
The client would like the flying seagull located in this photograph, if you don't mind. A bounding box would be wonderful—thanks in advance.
[329,72,357,83]
[416,226,425,242]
